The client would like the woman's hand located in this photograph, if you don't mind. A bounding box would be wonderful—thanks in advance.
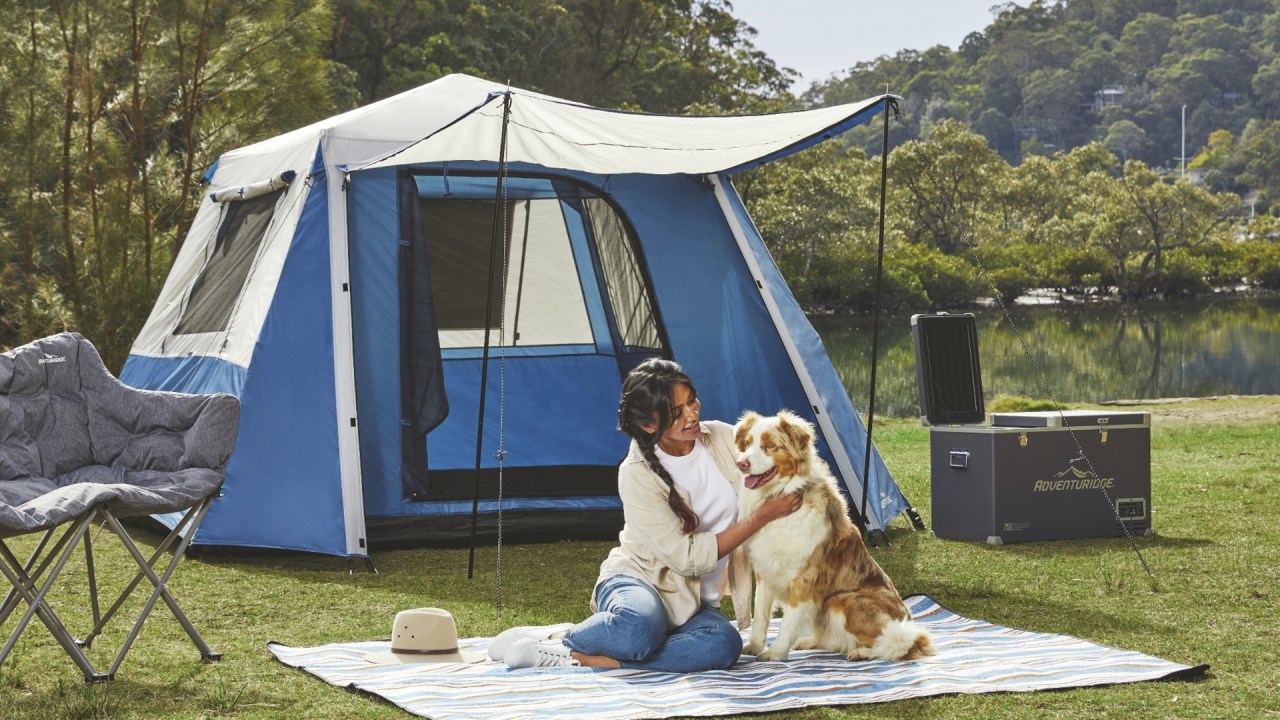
[752,491,803,526]
[715,491,803,558]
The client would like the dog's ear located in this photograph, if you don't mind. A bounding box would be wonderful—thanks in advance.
[776,410,813,452]
[734,411,761,450]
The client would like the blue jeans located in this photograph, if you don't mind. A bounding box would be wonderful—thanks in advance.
[561,574,743,672]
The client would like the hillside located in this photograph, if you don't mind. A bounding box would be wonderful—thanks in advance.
[804,0,1280,210]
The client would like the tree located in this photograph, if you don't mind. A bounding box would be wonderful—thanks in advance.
[1235,119,1280,212]
[888,120,1007,255]
[1251,57,1280,119]
[744,143,880,307]
[1188,128,1233,169]
[1095,161,1240,296]
[1019,68,1081,148]
[0,0,340,366]
[1103,119,1148,161]
[1114,12,1174,81]
[329,0,794,113]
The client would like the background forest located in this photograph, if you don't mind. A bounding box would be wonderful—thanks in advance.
[3,0,1280,370]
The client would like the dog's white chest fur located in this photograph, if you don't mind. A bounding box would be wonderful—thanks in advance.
[743,500,826,592]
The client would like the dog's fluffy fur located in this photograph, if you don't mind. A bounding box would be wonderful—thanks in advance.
[734,410,933,662]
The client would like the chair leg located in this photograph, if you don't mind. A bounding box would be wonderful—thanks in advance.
[83,497,211,647]
[100,499,219,676]
[83,527,101,645]
[0,528,56,624]
[81,509,192,647]
[0,514,111,683]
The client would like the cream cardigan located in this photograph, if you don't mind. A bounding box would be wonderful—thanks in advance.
[593,421,753,630]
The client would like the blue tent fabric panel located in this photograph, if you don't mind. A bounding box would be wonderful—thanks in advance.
[360,355,628,516]
[348,168,403,509]
[136,174,348,554]
[424,356,628,469]
[604,174,804,436]
[375,494,621,520]
[121,354,248,398]
[719,180,908,528]
[191,171,348,554]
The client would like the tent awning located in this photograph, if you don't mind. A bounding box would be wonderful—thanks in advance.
[363,82,890,176]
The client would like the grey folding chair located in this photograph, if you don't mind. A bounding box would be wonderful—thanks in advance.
[0,333,239,681]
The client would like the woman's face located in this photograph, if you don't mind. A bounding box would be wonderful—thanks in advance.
[648,382,701,456]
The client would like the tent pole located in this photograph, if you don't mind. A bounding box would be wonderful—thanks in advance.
[468,92,513,579]
[860,97,892,544]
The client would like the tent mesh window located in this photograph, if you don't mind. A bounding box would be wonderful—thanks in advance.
[418,180,663,354]
[175,189,284,335]
[583,197,662,352]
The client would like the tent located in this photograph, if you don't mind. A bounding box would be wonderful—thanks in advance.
[121,74,914,557]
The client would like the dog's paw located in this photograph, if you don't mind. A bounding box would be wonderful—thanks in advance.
[757,645,791,662]
[742,637,766,656]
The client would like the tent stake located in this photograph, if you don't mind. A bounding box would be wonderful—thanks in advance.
[468,92,514,580]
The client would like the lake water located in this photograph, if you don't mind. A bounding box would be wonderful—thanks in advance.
[810,295,1280,418]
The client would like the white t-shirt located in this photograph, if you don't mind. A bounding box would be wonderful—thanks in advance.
[657,441,738,602]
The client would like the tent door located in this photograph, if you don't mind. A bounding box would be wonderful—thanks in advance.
[401,171,667,500]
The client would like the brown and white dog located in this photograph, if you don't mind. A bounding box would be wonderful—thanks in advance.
[733,410,933,662]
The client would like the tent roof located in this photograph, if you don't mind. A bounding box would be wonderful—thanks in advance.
[216,74,889,180]
[359,75,888,175]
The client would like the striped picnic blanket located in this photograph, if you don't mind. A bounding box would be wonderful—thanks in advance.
[268,594,1206,719]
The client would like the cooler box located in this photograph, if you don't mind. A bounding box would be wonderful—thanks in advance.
[911,313,1152,544]
[929,411,1151,544]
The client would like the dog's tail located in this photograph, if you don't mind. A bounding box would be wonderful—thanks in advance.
[869,619,934,661]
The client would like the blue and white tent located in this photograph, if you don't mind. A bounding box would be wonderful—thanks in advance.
[122,74,911,557]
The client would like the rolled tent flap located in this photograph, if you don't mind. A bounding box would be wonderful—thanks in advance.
[210,170,298,203]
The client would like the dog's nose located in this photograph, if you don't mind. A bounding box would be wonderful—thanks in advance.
[736,458,751,472]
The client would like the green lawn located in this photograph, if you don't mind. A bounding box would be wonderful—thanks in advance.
[2,396,1277,719]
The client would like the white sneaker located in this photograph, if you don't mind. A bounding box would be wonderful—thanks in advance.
[487,623,574,662]
[505,638,581,669]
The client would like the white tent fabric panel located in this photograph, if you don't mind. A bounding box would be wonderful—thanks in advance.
[365,83,883,175]
[499,199,594,347]
[130,170,310,370]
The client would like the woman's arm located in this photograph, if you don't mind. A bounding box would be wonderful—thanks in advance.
[715,492,802,559]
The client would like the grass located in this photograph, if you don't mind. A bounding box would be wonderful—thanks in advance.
[2,396,1278,719]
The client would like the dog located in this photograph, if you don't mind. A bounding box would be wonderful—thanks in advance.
[733,410,933,662]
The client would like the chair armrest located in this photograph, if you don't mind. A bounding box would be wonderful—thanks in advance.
[87,380,241,472]
[179,392,241,470]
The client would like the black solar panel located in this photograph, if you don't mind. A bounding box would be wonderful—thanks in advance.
[911,313,985,425]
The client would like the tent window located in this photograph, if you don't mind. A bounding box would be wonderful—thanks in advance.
[583,197,663,352]
[175,189,283,335]
[421,196,596,348]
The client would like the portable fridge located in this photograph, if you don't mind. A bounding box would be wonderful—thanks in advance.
[911,313,1152,544]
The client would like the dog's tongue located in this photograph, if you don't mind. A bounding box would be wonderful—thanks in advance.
[744,467,777,490]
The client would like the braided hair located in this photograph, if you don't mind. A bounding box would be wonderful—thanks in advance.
[617,358,700,534]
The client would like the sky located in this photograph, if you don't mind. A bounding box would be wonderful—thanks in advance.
[728,1,1026,86]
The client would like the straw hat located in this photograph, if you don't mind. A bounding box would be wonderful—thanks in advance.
[363,608,485,665]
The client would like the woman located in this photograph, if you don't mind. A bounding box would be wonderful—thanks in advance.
[489,358,801,671]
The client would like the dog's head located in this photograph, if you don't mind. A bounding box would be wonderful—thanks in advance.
[733,410,815,490]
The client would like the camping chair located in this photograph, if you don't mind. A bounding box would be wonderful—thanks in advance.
[0,332,239,682]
